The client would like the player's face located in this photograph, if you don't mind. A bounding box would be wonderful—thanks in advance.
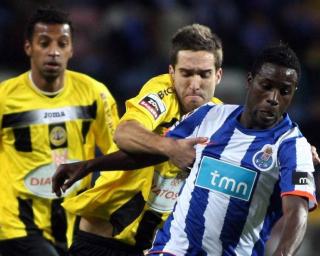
[244,62,298,129]
[169,50,222,114]
[24,23,73,81]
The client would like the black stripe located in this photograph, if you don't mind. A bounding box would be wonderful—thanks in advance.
[134,210,163,249]
[51,198,67,243]
[13,127,32,152]
[81,121,91,144]
[2,101,97,129]
[17,197,42,236]
[110,192,145,236]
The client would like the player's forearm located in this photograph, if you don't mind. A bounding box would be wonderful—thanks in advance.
[86,150,168,171]
[272,196,308,256]
[114,120,175,157]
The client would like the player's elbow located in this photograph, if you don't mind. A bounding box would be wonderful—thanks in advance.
[113,122,125,146]
[114,121,133,148]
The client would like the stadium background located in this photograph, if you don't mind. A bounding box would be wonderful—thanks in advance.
[0,0,319,255]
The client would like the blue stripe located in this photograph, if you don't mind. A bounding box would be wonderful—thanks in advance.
[251,181,282,255]
[219,133,274,254]
[150,213,175,252]
[184,107,242,254]
[166,103,214,139]
[272,114,293,140]
[219,116,291,254]
[278,139,297,192]
[185,187,209,255]
[201,106,243,158]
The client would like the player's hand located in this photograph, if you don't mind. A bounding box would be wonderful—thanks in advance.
[167,137,208,170]
[311,145,320,166]
[52,161,89,197]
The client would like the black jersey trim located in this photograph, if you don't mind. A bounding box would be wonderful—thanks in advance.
[50,198,67,243]
[13,127,32,152]
[17,197,43,236]
[135,210,163,249]
[110,192,145,236]
[81,121,91,144]
[2,101,97,129]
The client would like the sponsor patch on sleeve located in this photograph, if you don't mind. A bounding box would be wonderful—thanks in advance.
[292,172,310,185]
[139,93,166,119]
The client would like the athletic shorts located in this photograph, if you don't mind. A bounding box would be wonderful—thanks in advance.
[69,230,144,256]
[0,235,63,256]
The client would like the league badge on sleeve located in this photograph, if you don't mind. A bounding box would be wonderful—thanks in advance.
[139,93,166,119]
[253,145,276,171]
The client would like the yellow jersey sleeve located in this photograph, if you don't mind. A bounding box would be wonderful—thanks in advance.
[120,74,178,132]
[91,82,119,155]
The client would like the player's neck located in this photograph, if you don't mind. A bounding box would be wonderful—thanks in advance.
[29,71,64,96]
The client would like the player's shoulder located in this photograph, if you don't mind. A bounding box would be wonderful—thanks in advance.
[66,70,110,93]
[0,72,28,92]
[66,70,101,85]
[205,102,239,112]
[138,74,176,106]
[0,72,26,85]
[277,118,304,143]
[141,74,173,92]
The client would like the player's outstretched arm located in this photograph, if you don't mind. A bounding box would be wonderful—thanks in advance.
[114,120,208,169]
[52,150,167,197]
[272,195,308,256]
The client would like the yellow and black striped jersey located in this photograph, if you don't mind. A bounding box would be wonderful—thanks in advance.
[62,74,222,248]
[0,70,119,245]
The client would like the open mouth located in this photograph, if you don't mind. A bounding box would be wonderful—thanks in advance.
[45,62,60,69]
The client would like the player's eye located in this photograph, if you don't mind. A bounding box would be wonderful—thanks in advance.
[180,70,193,77]
[39,41,49,48]
[200,71,212,79]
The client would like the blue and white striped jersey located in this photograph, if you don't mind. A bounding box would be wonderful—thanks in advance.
[148,103,317,256]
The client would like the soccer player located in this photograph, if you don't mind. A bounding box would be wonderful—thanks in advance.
[0,7,119,256]
[54,24,223,255]
[147,45,317,256]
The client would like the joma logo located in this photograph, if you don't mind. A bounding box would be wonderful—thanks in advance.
[44,111,66,118]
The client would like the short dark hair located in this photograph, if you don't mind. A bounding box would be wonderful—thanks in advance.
[170,24,223,70]
[25,7,73,41]
[251,44,301,81]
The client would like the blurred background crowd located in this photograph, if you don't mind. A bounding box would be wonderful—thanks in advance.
[0,1,319,255]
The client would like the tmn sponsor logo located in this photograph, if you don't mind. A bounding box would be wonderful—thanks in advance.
[196,156,257,201]
[210,170,248,196]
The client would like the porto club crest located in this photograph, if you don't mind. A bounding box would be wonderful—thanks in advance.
[253,145,275,171]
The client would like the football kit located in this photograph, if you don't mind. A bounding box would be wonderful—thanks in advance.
[149,103,316,256]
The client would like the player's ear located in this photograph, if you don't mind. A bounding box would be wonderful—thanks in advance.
[69,45,74,58]
[24,40,31,57]
[215,68,223,85]
[169,65,175,82]
[169,65,174,76]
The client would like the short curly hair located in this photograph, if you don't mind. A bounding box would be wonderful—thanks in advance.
[251,44,301,81]
[25,7,73,41]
